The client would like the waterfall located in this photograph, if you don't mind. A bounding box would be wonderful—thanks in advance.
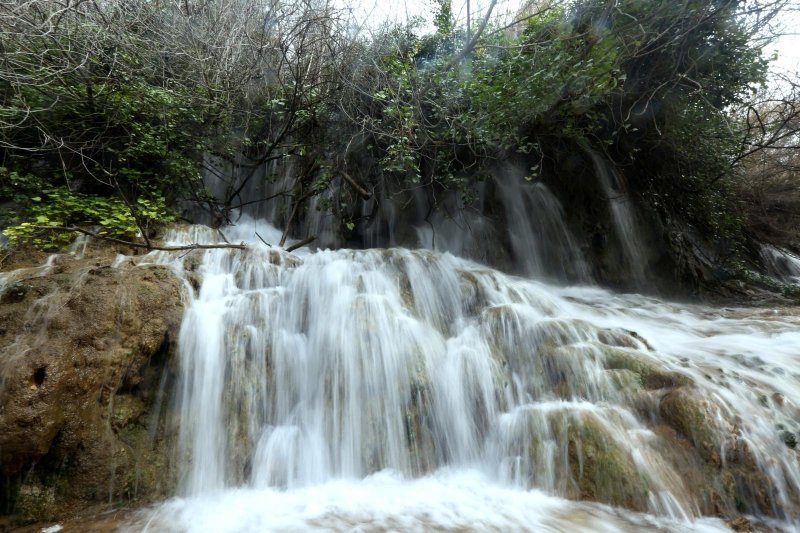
[200,154,594,281]
[414,183,510,272]
[761,244,800,284]
[589,151,648,286]
[129,216,800,531]
[496,175,590,282]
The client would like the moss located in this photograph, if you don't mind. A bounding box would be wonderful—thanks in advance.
[598,328,656,351]
[116,421,176,502]
[600,345,690,390]
[2,460,76,525]
[606,368,642,395]
[12,481,58,522]
[597,329,640,349]
[531,319,593,348]
[780,430,797,450]
[566,415,650,512]
[111,395,147,432]
[0,281,32,304]
[659,387,725,466]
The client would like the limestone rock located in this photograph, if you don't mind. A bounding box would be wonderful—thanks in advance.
[0,249,185,522]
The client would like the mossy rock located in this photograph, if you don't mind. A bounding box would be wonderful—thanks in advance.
[606,368,643,395]
[404,386,437,476]
[0,257,184,523]
[600,345,690,390]
[111,394,147,431]
[458,270,487,317]
[10,481,58,523]
[658,389,787,517]
[116,421,177,502]
[659,387,728,466]
[598,328,654,351]
[0,281,33,304]
[397,269,415,311]
[780,430,798,449]
[565,414,651,512]
[511,408,651,513]
[482,307,593,361]
[530,319,595,348]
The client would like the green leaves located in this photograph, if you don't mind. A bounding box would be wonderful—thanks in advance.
[2,187,174,249]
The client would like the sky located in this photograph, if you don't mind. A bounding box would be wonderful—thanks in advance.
[769,2,800,76]
[346,0,800,79]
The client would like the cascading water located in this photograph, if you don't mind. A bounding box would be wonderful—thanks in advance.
[589,151,648,286]
[121,215,800,532]
[496,174,590,282]
[414,183,511,272]
[761,244,800,285]
[203,154,594,284]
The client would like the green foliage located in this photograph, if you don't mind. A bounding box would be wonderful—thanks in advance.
[105,82,204,188]
[0,10,205,249]
[0,0,779,280]
[2,181,173,249]
[4,78,204,194]
[343,0,771,275]
[0,77,193,250]
[0,168,47,206]
[462,6,626,148]
[432,0,454,36]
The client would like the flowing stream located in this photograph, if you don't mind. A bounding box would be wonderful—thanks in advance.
[115,215,800,532]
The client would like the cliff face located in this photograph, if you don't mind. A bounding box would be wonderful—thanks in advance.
[0,244,185,526]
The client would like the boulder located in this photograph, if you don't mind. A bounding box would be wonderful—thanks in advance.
[0,248,184,523]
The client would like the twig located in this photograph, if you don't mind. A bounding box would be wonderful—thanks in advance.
[255,231,273,247]
[217,228,232,244]
[33,226,247,251]
[285,235,316,253]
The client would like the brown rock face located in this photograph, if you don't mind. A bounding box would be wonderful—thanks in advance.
[658,386,781,516]
[0,249,185,523]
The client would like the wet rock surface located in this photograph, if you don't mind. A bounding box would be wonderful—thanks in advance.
[2,230,800,530]
[0,243,185,527]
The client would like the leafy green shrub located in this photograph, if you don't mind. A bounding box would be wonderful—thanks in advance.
[2,184,173,250]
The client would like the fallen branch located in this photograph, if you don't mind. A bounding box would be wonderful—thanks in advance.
[341,172,372,200]
[33,226,247,251]
[285,235,316,253]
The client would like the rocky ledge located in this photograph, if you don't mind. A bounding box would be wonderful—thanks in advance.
[0,243,185,528]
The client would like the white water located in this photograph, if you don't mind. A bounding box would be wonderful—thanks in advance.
[590,151,649,286]
[120,216,800,532]
[761,244,800,285]
[137,470,731,533]
[496,177,590,282]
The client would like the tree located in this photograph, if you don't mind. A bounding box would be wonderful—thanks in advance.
[0,0,348,246]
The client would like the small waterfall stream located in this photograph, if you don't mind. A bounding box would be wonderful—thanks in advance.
[589,151,649,286]
[496,177,589,282]
[761,245,800,285]
[123,216,800,532]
